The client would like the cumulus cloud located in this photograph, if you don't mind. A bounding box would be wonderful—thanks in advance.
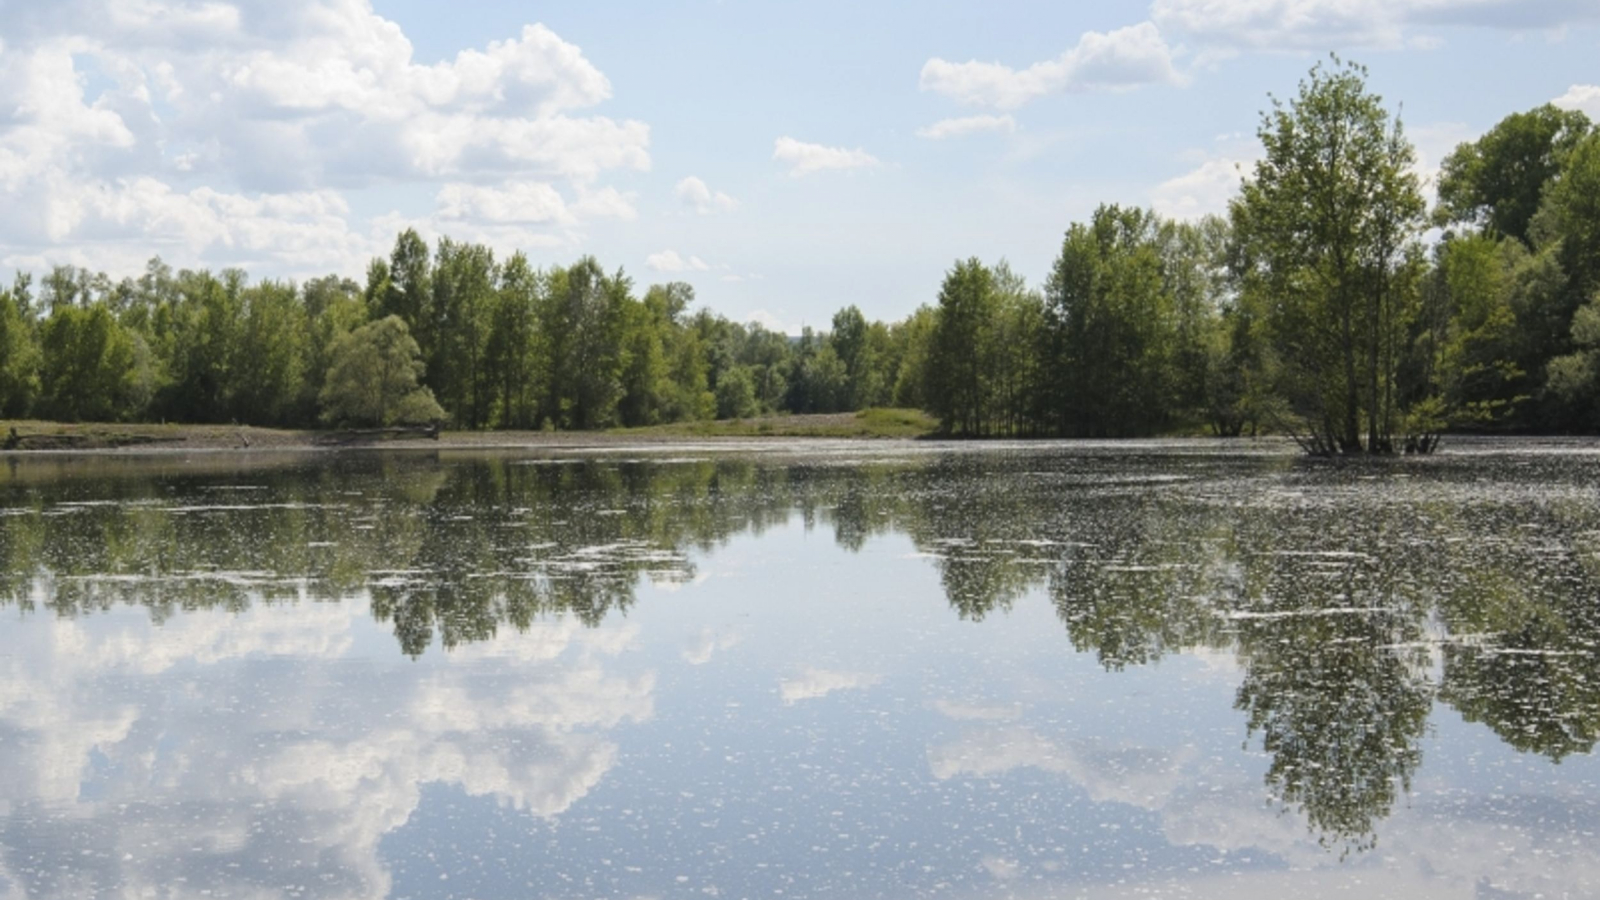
[646,249,711,273]
[778,668,881,703]
[1151,0,1600,55]
[745,309,797,335]
[927,727,1192,809]
[919,22,1182,109]
[1554,84,1600,119]
[916,114,1018,140]
[0,595,654,899]
[1150,154,1251,220]
[0,0,650,278]
[773,137,881,177]
[682,628,742,665]
[675,175,739,213]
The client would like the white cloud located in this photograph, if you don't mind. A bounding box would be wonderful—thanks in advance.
[1554,84,1600,119]
[745,309,797,335]
[682,628,742,665]
[675,175,739,213]
[916,114,1017,140]
[919,22,1181,110]
[0,1,649,278]
[927,727,1192,810]
[1151,0,1600,55]
[646,249,711,273]
[436,181,572,223]
[1150,155,1250,220]
[0,597,655,899]
[773,136,880,177]
[571,185,639,221]
[778,668,881,703]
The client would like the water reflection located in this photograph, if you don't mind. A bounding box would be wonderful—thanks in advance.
[2,443,1600,895]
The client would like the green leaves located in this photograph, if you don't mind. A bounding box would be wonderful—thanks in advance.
[319,316,443,427]
[1232,56,1427,453]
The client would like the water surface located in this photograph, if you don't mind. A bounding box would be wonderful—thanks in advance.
[2,440,1598,899]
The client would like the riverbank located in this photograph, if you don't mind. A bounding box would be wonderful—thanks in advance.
[0,409,941,453]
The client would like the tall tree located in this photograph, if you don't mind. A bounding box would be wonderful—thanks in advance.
[1045,205,1177,437]
[1231,57,1427,454]
[929,259,997,435]
[0,280,40,417]
[38,304,139,422]
[485,253,544,429]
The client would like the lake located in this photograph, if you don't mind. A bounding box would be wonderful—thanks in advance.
[2,439,1598,899]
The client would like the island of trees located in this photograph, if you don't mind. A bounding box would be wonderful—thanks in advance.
[1,59,1597,454]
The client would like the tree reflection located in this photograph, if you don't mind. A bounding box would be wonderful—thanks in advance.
[5,448,1600,854]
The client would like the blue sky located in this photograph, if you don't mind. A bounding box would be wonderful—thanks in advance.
[1,1,1597,331]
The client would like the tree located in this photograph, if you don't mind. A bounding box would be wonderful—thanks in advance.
[715,365,758,419]
[1422,234,1527,427]
[928,259,997,435]
[891,305,937,411]
[1538,130,1600,312]
[541,258,627,429]
[1437,104,1591,247]
[428,238,497,428]
[1544,292,1600,428]
[1231,57,1427,454]
[38,304,139,422]
[0,280,40,417]
[319,316,445,427]
[989,262,1046,435]
[1044,205,1178,437]
[153,269,241,423]
[485,253,545,429]
[231,280,309,426]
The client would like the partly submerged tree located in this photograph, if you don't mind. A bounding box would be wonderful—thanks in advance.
[319,315,445,427]
[1231,57,1427,454]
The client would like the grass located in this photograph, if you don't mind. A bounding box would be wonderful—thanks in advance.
[609,408,939,439]
[1,409,941,451]
[0,420,317,450]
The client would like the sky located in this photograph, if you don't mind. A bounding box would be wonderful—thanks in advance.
[1,0,1598,333]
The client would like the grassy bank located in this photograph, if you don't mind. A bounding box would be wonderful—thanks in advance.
[1,409,939,452]
[608,408,938,439]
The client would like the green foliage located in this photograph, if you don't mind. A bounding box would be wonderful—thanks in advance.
[319,316,444,427]
[8,65,1600,444]
[1045,205,1178,437]
[714,365,758,419]
[1231,57,1426,454]
[543,258,628,430]
[1539,130,1600,308]
[38,304,140,422]
[0,280,41,417]
[233,281,310,427]
[1436,104,1591,246]
[928,258,997,434]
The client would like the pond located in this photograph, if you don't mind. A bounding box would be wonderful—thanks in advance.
[1,439,1598,899]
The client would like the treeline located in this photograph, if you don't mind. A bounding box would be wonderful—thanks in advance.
[917,61,1600,448]
[3,60,1599,447]
[0,236,923,431]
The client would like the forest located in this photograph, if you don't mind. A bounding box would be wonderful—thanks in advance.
[1,59,1598,453]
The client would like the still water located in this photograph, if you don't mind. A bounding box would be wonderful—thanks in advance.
[1,440,1598,899]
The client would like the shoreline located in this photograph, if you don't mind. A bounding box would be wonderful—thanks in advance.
[0,412,942,456]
